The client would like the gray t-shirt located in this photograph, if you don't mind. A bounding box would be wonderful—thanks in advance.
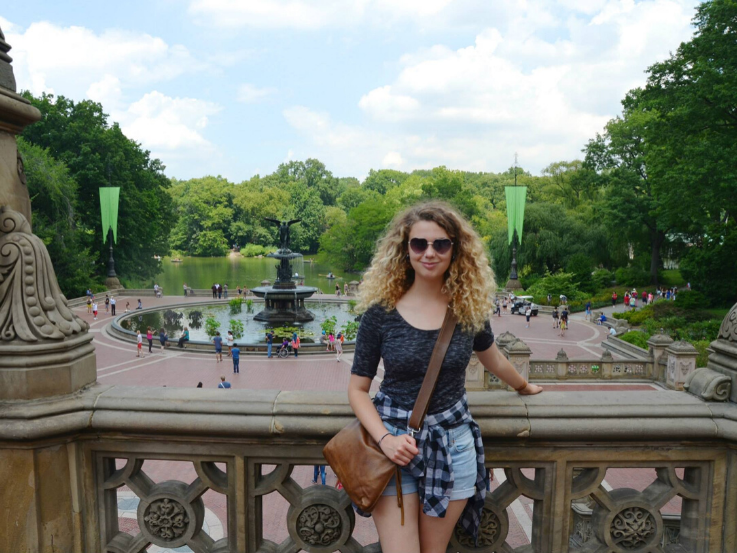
[351,305,494,414]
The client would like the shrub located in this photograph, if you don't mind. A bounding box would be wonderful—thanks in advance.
[566,254,595,292]
[692,340,711,368]
[674,290,710,310]
[229,297,243,314]
[591,269,615,291]
[520,272,542,290]
[612,305,653,326]
[340,320,360,340]
[245,299,253,313]
[526,271,585,304]
[619,331,649,349]
[615,266,650,287]
[229,319,244,339]
[241,243,278,257]
[320,316,337,335]
[205,316,221,338]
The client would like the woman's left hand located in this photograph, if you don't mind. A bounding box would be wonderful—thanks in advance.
[518,383,543,395]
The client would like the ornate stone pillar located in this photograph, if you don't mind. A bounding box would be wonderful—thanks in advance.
[464,352,485,390]
[706,302,737,403]
[0,27,95,552]
[664,341,698,391]
[555,348,569,379]
[647,333,674,382]
[347,280,359,296]
[505,338,531,391]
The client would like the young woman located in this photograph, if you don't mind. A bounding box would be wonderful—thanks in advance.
[348,201,542,553]
[146,327,153,354]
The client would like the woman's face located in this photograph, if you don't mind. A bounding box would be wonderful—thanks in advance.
[407,220,453,283]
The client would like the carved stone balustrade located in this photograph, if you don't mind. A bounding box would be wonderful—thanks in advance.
[665,341,699,391]
[2,385,737,552]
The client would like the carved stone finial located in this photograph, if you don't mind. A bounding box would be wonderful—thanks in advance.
[556,348,569,361]
[0,24,17,92]
[717,303,737,343]
[600,350,614,362]
[0,207,88,342]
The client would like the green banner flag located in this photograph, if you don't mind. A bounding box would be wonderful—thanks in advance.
[99,187,120,244]
[505,186,527,245]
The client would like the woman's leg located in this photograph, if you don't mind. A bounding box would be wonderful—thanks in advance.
[373,492,421,553]
[419,498,469,553]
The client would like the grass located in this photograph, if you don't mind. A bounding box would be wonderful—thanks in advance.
[660,269,686,287]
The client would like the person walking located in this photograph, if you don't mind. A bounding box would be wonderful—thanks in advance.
[335,284,341,297]
[629,295,636,311]
[584,301,591,322]
[178,328,190,348]
[292,334,300,357]
[312,465,327,485]
[86,296,92,314]
[552,306,559,329]
[213,332,223,362]
[335,331,343,362]
[226,331,234,357]
[611,291,617,308]
[137,299,143,310]
[559,308,569,337]
[104,294,110,313]
[212,283,217,299]
[146,327,153,354]
[502,297,508,314]
[125,301,131,313]
[266,330,275,358]
[525,305,532,328]
[494,299,501,317]
[92,301,98,321]
[217,284,223,299]
[347,201,542,552]
[218,376,231,389]
[110,296,117,316]
[224,283,229,298]
[232,344,240,374]
[136,330,143,357]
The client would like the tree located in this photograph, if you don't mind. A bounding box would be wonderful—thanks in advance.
[21,93,173,283]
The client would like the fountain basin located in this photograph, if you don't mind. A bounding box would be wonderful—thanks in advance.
[250,285,319,324]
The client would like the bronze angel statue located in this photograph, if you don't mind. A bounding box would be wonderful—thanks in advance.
[264,218,301,251]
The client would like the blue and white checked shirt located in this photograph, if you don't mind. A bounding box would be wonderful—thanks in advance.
[357,390,488,543]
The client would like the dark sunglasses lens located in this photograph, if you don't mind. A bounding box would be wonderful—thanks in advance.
[409,238,428,253]
[433,239,453,254]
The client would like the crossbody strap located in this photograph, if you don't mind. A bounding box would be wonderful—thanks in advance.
[407,308,458,435]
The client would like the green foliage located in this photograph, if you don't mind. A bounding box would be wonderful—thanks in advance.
[320,316,338,335]
[566,254,594,292]
[619,331,649,350]
[692,340,711,368]
[21,93,173,284]
[525,272,584,302]
[204,316,221,338]
[245,299,253,313]
[271,326,313,340]
[674,290,709,310]
[347,300,357,313]
[340,320,360,340]
[612,306,653,326]
[19,138,98,297]
[229,297,243,314]
[615,267,650,287]
[592,269,615,291]
[229,319,244,339]
[241,243,277,257]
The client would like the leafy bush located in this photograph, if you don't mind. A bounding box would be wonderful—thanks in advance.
[612,306,653,326]
[525,271,585,304]
[320,316,338,335]
[650,301,713,323]
[241,243,278,257]
[619,331,649,349]
[245,299,253,313]
[615,266,650,287]
[674,290,710,310]
[347,300,357,313]
[692,340,710,368]
[519,272,542,290]
[229,319,244,339]
[340,320,360,340]
[229,297,243,314]
[205,316,221,338]
[591,269,615,291]
[566,254,595,292]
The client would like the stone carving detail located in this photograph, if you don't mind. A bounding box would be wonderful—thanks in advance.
[456,507,501,547]
[610,507,657,549]
[717,303,737,343]
[296,504,342,546]
[17,150,26,185]
[0,208,87,341]
[143,498,190,541]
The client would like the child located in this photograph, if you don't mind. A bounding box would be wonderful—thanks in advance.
[136,330,143,357]
[86,297,92,314]
[92,302,98,320]
[335,332,343,362]
[327,332,335,352]
[125,301,131,313]
[292,334,300,357]
[226,331,234,357]
[104,294,110,313]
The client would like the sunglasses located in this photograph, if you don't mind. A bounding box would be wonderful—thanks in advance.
[408,238,454,255]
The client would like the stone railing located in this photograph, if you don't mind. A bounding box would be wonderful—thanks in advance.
[465,331,701,392]
[2,385,736,552]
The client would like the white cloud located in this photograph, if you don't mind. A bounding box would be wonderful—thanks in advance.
[382,152,404,168]
[237,83,277,103]
[120,91,222,153]
[5,21,200,98]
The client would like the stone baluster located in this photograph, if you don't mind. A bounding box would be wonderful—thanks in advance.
[647,333,674,382]
[556,348,569,379]
[600,349,614,379]
[664,341,698,391]
[505,339,532,391]
[347,280,359,296]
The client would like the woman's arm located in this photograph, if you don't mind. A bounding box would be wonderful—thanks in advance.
[347,374,418,465]
[476,343,543,395]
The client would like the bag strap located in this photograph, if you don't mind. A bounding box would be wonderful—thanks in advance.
[407,308,458,434]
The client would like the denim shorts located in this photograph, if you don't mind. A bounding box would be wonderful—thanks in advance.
[381,421,477,501]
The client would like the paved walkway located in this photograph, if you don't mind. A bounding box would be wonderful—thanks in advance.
[74,294,669,551]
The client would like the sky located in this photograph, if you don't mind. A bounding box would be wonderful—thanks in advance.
[1,0,701,182]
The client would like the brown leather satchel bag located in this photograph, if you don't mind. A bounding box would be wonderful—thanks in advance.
[323,309,458,522]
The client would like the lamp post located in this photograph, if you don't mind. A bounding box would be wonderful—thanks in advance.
[505,154,526,291]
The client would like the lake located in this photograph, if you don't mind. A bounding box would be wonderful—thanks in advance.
[154,256,358,294]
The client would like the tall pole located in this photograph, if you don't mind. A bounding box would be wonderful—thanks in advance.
[510,229,519,280]
[107,227,117,278]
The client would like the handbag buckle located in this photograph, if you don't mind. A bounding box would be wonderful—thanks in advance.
[408,426,420,438]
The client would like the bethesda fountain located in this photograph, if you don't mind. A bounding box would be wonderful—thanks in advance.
[250,218,319,323]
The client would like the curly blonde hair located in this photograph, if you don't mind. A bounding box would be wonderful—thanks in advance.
[358,200,496,332]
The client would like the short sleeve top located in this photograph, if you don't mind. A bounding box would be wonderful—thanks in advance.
[351,305,494,414]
